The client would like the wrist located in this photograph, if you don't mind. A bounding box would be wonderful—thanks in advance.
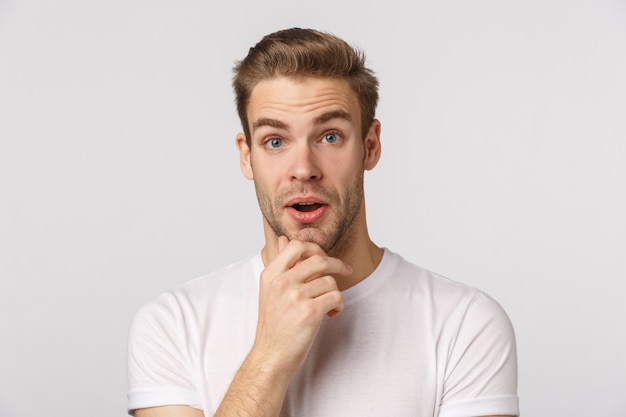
[244,346,298,384]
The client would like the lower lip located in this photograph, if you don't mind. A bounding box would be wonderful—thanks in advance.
[286,205,328,224]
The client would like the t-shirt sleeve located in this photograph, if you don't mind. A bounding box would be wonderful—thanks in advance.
[438,291,520,417]
[126,293,202,414]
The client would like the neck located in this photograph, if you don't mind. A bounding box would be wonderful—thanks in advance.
[331,236,383,291]
[260,222,383,291]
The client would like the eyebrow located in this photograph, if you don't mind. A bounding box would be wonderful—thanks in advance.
[252,118,288,131]
[313,109,353,125]
[251,110,353,132]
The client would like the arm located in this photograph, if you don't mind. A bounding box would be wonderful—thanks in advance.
[135,406,205,417]
[439,292,519,417]
[129,238,349,417]
[213,237,350,417]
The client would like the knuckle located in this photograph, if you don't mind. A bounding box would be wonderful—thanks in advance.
[329,290,343,304]
[323,275,337,288]
[301,301,319,319]
[309,254,328,269]
[287,287,302,303]
[270,274,288,293]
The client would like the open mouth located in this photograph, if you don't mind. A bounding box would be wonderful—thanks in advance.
[292,202,323,212]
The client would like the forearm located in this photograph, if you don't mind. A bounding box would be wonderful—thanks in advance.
[214,351,292,417]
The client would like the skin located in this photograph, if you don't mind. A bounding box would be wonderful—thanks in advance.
[135,76,513,417]
[239,76,383,285]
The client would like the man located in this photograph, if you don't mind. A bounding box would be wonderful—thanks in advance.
[127,28,519,417]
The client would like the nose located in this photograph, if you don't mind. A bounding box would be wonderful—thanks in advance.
[288,143,321,182]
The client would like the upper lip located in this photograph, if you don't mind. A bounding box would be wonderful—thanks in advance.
[285,196,328,207]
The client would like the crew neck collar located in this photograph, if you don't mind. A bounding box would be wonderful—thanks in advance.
[250,248,397,306]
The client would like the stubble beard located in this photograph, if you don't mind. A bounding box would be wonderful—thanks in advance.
[255,176,364,256]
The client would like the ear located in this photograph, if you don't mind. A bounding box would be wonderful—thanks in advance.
[236,133,254,180]
[363,119,382,170]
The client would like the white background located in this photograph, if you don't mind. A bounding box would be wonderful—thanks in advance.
[1,1,625,416]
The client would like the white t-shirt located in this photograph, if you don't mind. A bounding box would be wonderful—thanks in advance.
[127,248,519,416]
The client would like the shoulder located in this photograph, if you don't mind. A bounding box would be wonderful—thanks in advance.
[383,248,514,329]
[175,253,263,298]
[385,251,518,413]
[130,253,263,329]
[382,249,482,300]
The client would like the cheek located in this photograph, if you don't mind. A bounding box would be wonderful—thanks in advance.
[250,156,276,183]
[331,155,364,178]
[251,167,283,194]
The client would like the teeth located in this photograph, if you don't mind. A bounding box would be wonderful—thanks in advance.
[297,202,315,205]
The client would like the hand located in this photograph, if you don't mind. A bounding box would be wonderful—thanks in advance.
[251,236,352,375]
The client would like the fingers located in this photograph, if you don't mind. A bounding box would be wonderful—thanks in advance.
[269,238,353,280]
[252,237,347,372]
[301,274,338,299]
[271,239,326,272]
[261,237,348,319]
[301,275,344,317]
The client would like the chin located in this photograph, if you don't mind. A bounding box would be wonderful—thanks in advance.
[293,228,324,243]
[288,228,327,249]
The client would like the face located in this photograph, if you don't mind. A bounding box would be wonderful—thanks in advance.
[237,76,381,255]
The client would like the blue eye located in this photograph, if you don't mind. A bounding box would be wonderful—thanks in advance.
[323,133,339,143]
[267,138,283,148]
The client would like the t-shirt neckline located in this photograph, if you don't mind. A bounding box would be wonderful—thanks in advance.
[251,247,398,306]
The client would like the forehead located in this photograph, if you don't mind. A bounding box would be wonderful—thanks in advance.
[247,76,361,126]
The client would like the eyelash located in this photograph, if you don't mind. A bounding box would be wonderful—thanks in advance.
[262,130,343,149]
